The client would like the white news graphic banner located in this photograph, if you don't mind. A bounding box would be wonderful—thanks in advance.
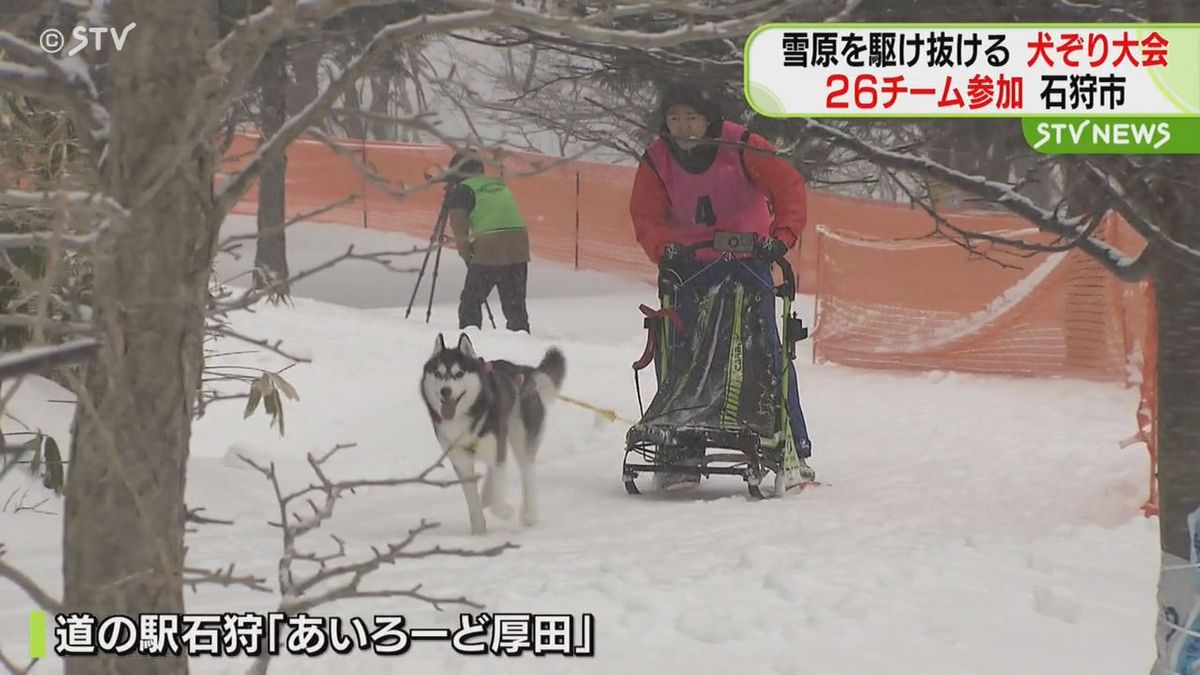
[744,25,1200,117]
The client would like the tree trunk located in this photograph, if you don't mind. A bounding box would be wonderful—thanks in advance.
[254,38,290,298]
[286,38,322,118]
[1138,156,1200,675]
[62,1,218,674]
[1151,250,1200,674]
[338,81,366,139]
[368,73,391,141]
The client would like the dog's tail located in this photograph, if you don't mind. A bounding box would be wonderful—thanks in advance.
[532,347,566,403]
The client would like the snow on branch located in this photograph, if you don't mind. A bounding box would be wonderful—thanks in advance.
[884,165,1109,266]
[573,0,783,21]
[1079,159,1200,270]
[0,315,91,336]
[0,188,124,214]
[200,5,492,155]
[824,0,866,22]
[0,338,98,382]
[1054,0,1148,23]
[0,62,66,99]
[0,194,123,250]
[206,0,802,215]
[797,118,1153,282]
[453,0,792,49]
[0,33,108,152]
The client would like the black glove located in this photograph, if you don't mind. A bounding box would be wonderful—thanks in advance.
[660,243,692,268]
[755,236,787,262]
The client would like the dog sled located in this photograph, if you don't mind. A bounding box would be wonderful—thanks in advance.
[622,232,811,499]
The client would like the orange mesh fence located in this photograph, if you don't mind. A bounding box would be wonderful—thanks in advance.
[811,215,1136,380]
[218,133,1158,513]
[221,134,1042,292]
[811,210,1158,513]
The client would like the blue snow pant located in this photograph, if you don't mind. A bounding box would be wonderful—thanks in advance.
[654,257,812,459]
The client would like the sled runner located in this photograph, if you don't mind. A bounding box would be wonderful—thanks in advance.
[622,232,812,499]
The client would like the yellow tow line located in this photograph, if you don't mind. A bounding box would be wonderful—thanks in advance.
[556,393,636,424]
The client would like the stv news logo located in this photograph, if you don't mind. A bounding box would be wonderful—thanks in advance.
[39,24,136,56]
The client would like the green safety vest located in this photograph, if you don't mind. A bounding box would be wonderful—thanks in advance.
[461,176,527,234]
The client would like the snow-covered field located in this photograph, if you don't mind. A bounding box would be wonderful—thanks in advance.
[0,216,1161,674]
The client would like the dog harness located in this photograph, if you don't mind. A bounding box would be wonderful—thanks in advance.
[483,360,524,387]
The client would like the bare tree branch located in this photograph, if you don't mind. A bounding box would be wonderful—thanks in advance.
[824,0,866,22]
[2,488,55,516]
[0,315,92,335]
[185,506,235,527]
[1078,159,1200,270]
[237,440,515,674]
[0,545,62,613]
[0,34,107,154]
[0,188,125,214]
[797,118,1153,281]
[1054,0,1149,22]
[182,562,271,594]
[0,338,98,380]
[216,194,359,264]
[0,643,35,675]
[887,166,1112,264]
[214,33,395,216]
[208,326,311,364]
[175,1,796,213]
[209,245,423,316]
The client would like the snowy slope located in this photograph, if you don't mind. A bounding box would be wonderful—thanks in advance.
[0,218,1160,675]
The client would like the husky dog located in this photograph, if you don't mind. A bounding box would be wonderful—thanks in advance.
[420,332,566,535]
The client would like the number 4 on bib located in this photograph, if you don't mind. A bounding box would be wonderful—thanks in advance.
[694,195,716,227]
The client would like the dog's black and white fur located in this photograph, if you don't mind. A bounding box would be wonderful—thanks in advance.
[421,333,566,535]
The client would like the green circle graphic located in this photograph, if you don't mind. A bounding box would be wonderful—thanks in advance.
[748,82,787,116]
[1143,28,1200,115]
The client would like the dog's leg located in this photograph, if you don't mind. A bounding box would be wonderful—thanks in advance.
[487,437,516,521]
[480,467,495,509]
[449,449,486,536]
[509,422,539,527]
[487,460,514,520]
[515,445,538,527]
[475,433,513,520]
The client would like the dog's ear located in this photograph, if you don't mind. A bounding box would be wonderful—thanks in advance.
[433,333,446,355]
[457,332,475,359]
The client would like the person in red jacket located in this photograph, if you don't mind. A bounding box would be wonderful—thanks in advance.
[629,85,815,491]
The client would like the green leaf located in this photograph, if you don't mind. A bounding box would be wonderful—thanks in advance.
[263,387,278,419]
[42,435,64,495]
[255,373,273,396]
[270,373,299,402]
[28,434,42,477]
[244,385,262,419]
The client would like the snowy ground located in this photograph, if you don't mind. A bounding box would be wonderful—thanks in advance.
[0,216,1161,674]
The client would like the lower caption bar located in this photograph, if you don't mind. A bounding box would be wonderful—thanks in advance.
[32,611,595,658]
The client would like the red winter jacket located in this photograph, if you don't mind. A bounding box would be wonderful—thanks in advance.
[629,130,808,265]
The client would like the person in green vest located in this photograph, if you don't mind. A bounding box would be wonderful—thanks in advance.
[443,150,532,332]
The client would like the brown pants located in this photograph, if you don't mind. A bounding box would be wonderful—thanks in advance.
[459,262,529,332]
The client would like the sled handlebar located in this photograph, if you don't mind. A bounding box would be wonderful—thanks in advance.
[660,236,796,300]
